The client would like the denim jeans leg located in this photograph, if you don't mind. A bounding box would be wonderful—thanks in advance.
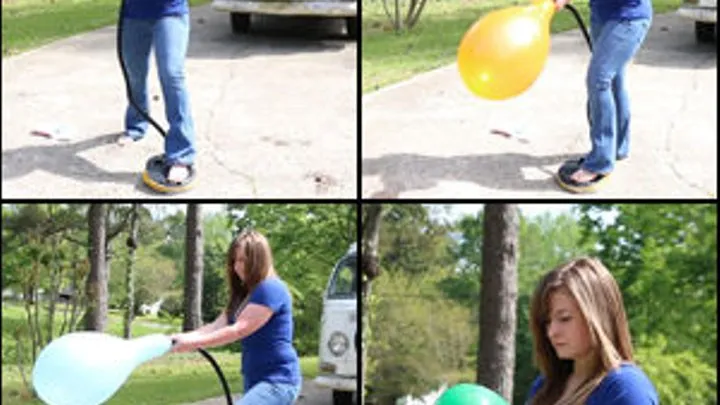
[153,14,196,166]
[121,18,154,140]
[235,382,302,405]
[583,17,651,174]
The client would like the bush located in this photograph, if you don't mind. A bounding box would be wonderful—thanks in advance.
[161,290,184,318]
[635,335,716,405]
[366,271,476,404]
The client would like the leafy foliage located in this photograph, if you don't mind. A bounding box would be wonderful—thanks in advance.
[364,204,716,405]
[367,270,475,404]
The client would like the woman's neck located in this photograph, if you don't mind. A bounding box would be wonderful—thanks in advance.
[572,351,597,381]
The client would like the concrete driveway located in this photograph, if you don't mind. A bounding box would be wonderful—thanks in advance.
[2,5,356,198]
[362,12,717,198]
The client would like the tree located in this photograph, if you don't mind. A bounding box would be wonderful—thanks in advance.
[382,0,429,32]
[362,204,383,294]
[361,204,384,405]
[477,204,519,401]
[577,204,717,364]
[123,204,140,338]
[85,204,108,332]
[184,204,204,332]
[378,204,454,275]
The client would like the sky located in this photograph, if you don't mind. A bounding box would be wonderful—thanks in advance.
[148,204,576,222]
[429,204,576,223]
[146,204,226,219]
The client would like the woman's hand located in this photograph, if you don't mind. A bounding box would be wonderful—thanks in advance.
[169,333,197,353]
[554,0,570,10]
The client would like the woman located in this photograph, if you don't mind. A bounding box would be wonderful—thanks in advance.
[117,0,197,184]
[554,0,652,193]
[526,257,658,404]
[170,230,302,405]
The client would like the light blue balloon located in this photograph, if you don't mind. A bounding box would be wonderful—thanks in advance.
[32,332,172,405]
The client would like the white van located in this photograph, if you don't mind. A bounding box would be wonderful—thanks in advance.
[314,243,357,405]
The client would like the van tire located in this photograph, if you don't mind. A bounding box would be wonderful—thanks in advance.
[695,21,715,44]
[345,17,358,39]
[231,13,251,34]
[333,390,354,405]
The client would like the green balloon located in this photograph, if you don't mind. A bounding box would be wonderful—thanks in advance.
[435,384,509,405]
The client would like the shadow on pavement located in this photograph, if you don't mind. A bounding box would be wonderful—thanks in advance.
[2,132,139,186]
[362,151,580,197]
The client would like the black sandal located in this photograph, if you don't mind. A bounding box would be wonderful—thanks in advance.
[142,154,196,193]
[555,166,610,194]
[558,157,586,178]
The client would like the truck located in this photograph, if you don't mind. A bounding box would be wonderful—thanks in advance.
[314,243,357,405]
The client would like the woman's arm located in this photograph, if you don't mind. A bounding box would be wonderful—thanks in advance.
[172,311,228,340]
[171,304,273,352]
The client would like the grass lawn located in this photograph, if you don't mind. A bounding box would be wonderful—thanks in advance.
[1,302,319,405]
[1,0,212,57]
[362,0,684,93]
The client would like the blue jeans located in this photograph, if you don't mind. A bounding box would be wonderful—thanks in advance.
[236,381,302,405]
[121,14,196,166]
[582,16,651,174]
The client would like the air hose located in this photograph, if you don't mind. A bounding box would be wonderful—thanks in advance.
[197,348,234,405]
[565,3,592,51]
[564,3,592,123]
[117,0,168,138]
[169,337,233,405]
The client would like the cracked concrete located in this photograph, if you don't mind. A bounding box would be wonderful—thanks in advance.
[362,12,716,198]
[2,5,356,198]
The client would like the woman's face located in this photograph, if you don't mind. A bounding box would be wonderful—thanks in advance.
[546,289,592,361]
[233,246,247,281]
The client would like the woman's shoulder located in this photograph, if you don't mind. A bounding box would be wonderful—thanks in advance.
[591,363,658,404]
[603,362,654,385]
[255,276,290,295]
[526,375,545,402]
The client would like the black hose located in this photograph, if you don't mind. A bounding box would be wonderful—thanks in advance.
[565,3,592,52]
[169,339,233,405]
[197,348,234,405]
[563,3,592,124]
[117,0,168,138]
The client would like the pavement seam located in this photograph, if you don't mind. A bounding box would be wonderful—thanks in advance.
[663,57,715,197]
[200,55,259,196]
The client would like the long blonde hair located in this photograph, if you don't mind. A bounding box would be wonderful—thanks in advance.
[529,257,634,405]
[224,230,275,320]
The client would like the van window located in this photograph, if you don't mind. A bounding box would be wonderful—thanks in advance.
[328,255,356,299]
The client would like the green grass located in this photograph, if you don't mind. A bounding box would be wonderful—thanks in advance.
[1,302,319,405]
[1,0,212,57]
[362,0,684,93]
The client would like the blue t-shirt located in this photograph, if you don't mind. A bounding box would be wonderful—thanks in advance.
[590,0,652,23]
[122,0,189,19]
[229,277,301,391]
[526,363,659,405]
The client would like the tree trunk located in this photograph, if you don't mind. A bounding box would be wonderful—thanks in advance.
[361,204,384,405]
[477,204,519,401]
[123,204,140,338]
[361,204,383,294]
[184,204,204,332]
[85,204,108,332]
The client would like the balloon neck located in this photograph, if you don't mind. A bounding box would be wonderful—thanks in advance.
[130,334,173,364]
[531,0,556,20]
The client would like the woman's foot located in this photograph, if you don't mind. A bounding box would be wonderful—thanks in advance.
[555,166,610,194]
[569,168,601,183]
[116,134,137,146]
[167,164,191,184]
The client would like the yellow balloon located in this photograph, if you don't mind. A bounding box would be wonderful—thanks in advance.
[458,0,556,100]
